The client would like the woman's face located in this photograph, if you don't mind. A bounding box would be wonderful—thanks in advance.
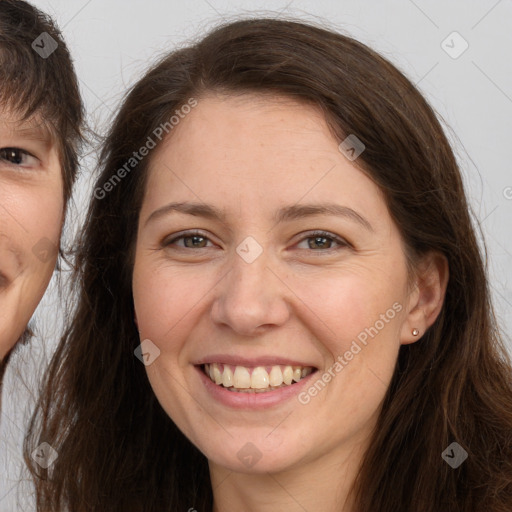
[132,94,420,474]
[0,110,63,360]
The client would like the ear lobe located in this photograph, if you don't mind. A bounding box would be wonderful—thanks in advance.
[400,251,449,345]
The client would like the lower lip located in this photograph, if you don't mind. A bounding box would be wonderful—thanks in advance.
[195,365,317,410]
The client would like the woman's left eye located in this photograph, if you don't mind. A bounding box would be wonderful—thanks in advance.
[0,147,39,168]
[296,232,348,251]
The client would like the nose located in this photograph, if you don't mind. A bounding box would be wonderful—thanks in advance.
[210,249,291,336]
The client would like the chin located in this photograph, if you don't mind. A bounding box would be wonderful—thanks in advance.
[198,433,306,475]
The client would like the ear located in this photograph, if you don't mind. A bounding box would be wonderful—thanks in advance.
[400,251,449,345]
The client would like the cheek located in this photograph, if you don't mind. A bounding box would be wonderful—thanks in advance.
[23,191,63,277]
[0,185,63,355]
[132,262,211,347]
[287,271,403,437]
[0,185,63,275]
[7,183,62,234]
[286,266,405,420]
[290,266,403,350]
[29,189,64,237]
[25,192,64,286]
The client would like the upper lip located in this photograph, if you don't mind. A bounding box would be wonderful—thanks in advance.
[193,355,317,368]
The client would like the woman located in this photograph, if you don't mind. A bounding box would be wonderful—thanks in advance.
[0,1,83,399]
[26,18,512,512]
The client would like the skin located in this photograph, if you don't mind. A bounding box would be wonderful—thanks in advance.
[0,108,63,363]
[132,94,448,512]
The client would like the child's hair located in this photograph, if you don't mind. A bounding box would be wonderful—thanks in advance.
[0,0,84,203]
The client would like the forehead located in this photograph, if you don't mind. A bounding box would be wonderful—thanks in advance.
[152,93,336,176]
[0,105,54,147]
[144,94,389,227]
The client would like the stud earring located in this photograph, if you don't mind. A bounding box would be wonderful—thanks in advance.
[412,328,419,336]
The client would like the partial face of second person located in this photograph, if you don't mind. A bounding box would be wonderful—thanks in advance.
[0,108,63,359]
[132,94,443,477]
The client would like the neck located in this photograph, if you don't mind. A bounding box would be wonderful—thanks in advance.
[209,434,370,512]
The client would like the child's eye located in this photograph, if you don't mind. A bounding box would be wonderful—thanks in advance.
[0,147,39,168]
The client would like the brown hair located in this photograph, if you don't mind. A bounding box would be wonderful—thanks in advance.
[25,18,512,511]
[0,0,84,204]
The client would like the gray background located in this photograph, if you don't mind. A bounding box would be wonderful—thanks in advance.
[1,0,511,509]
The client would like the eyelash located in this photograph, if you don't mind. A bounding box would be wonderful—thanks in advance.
[163,230,349,252]
[0,147,38,168]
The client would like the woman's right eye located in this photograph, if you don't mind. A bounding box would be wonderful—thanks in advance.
[0,147,39,168]
[163,232,215,249]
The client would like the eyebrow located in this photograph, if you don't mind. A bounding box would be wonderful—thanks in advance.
[145,201,374,232]
[0,119,54,146]
[13,124,53,144]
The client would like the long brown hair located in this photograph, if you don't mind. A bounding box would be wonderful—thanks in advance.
[25,18,512,511]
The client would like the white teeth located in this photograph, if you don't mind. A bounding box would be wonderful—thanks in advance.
[222,366,233,387]
[269,365,284,387]
[233,366,251,388]
[282,366,293,385]
[302,367,313,378]
[251,367,269,389]
[203,362,315,391]
[213,364,223,385]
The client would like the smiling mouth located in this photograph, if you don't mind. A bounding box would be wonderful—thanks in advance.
[202,363,317,393]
